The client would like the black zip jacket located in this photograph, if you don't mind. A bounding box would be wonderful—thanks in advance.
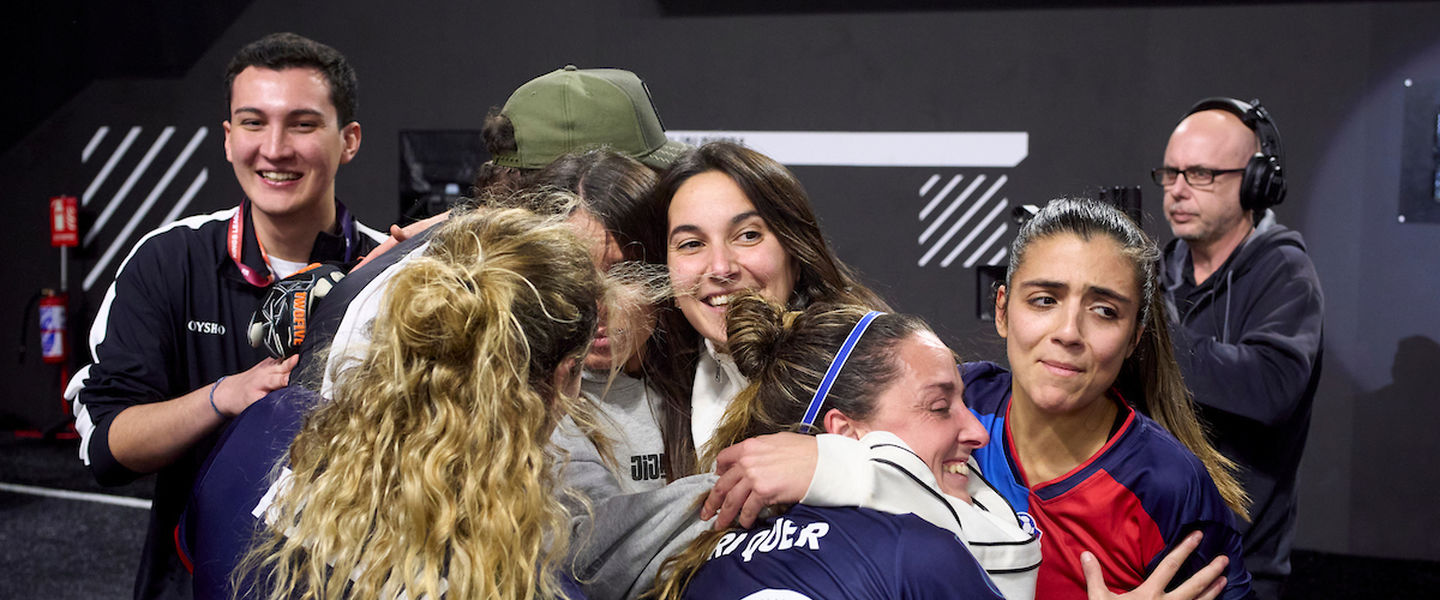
[66,202,382,599]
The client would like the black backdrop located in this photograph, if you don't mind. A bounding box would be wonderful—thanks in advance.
[3,0,1438,563]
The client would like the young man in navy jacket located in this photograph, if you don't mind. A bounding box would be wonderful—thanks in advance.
[65,33,383,599]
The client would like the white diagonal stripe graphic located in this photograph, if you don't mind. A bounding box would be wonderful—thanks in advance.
[161,168,208,227]
[82,127,110,163]
[988,247,1007,266]
[919,175,1007,266]
[86,127,175,246]
[83,126,141,206]
[943,201,1008,267]
[962,222,1009,269]
[141,128,207,221]
[919,175,963,221]
[918,174,941,197]
[88,127,207,280]
[84,165,207,292]
[918,175,984,243]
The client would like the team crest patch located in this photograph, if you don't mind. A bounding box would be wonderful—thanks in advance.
[1017,511,1042,539]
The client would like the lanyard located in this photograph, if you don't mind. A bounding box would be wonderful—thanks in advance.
[227,199,357,288]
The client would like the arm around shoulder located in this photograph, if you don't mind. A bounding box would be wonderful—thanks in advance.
[569,473,717,600]
[552,417,625,510]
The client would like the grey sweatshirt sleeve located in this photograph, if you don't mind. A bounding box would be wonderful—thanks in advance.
[553,417,626,515]
[568,473,718,600]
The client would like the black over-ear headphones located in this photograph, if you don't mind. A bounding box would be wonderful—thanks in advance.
[1183,97,1287,212]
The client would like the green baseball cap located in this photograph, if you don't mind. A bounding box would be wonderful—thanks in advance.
[493,65,690,170]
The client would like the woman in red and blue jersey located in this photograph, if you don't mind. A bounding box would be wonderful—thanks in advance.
[968,197,1253,599]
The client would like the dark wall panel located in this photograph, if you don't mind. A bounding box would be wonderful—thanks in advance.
[3,0,1437,561]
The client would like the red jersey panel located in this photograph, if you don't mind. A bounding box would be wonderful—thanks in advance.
[965,360,1252,600]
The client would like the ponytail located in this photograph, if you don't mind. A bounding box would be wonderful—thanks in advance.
[239,205,603,600]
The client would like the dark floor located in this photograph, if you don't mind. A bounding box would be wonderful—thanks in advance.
[2,432,1438,599]
[1,434,153,599]
[0,435,154,498]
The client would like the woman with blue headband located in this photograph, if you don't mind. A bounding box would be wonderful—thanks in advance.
[648,294,1040,599]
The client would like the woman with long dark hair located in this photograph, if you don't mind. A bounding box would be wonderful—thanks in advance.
[645,141,888,479]
[568,142,895,599]
[972,198,1249,598]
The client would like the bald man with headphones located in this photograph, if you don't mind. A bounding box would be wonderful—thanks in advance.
[1154,97,1325,600]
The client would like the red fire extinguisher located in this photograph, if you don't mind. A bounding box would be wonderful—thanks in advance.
[39,289,67,364]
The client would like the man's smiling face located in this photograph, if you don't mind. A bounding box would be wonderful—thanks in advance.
[223,66,359,219]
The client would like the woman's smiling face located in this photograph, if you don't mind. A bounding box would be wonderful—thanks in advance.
[996,232,1143,416]
[666,170,797,348]
[830,331,989,502]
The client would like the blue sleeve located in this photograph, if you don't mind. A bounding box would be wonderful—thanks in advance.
[182,388,314,598]
[1147,518,1252,600]
[558,572,589,600]
[1142,455,1252,599]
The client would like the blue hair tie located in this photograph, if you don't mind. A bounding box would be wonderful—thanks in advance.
[800,311,884,431]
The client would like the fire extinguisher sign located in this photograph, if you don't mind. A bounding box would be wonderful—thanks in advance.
[50,195,79,247]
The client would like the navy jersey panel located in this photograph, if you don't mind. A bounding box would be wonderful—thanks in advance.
[683,505,1004,600]
[179,386,314,599]
[179,385,594,600]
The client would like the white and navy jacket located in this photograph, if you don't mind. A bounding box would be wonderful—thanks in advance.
[805,431,1043,600]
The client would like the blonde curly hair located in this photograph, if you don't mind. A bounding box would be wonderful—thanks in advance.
[237,205,603,600]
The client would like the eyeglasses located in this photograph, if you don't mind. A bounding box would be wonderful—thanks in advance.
[1151,166,1246,187]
